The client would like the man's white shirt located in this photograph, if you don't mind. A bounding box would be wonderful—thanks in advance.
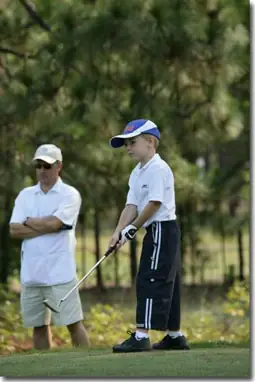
[126,154,176,227]
[10,178,81,286]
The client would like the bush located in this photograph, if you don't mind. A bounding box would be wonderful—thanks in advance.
[223,280,249,317]
[0,289,32,354]
[85,304,136,347]
[220,280,250,343]
[0,281,250,354]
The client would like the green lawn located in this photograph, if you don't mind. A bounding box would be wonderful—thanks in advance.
[0,347,250,377]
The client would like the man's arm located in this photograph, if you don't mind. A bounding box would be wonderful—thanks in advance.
[132,201,161,229]
[9,223,43,239]
[24,190,81,234]
[25,216,63,233]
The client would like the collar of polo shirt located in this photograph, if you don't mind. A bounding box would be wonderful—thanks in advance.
[34,177,63,193]
[139,153,160,170]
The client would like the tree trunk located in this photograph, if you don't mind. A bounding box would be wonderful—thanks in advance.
[0,133,13,286]
[187,204,197,285]
[237,228,245,281]
[220,223,227,283]
[94,207,104,290]
[178,206,186,277]
[0,218,11,285]
[114,249,119,287]
[113,210,121,287]
[79,211,86,277]
[130,238,137,286]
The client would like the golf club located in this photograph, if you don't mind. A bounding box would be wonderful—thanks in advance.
[43,236,121,313]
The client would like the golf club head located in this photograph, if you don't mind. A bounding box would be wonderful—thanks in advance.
[43,299,60,313]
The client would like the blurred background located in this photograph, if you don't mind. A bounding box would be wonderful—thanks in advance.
[0,0,250,352]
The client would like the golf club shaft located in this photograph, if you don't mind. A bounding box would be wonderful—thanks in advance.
[60,255,107,303]
[59,243,119,304]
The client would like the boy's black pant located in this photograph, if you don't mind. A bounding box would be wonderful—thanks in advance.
[136,220,181,331]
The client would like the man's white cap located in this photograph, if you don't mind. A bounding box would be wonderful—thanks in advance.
[33,144,63,164]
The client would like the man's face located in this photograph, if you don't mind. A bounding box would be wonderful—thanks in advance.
[34,160,62,184]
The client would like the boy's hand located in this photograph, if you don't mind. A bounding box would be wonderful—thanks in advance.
[108,231,122,250]
[120,224,138,245]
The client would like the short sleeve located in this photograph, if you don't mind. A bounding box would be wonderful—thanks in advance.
[125,172,138,206]
[9,191,27,224]
[126,187,138,206]
[53,190,82,226]
[147,168,165,203]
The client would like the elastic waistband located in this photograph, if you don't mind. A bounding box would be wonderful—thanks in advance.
[145,220,177,231]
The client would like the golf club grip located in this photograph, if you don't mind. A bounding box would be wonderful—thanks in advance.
[104,232,122,257]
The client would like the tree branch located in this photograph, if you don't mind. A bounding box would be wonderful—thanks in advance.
[22,21,36,29]
[18,0,51,32]
[175,100,210,119]
[0,47,36,59]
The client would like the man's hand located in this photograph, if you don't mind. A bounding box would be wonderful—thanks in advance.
[120,224,138,245]
[9,223,43,239]
[25,216,63,233]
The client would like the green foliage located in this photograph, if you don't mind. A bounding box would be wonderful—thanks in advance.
[0,0,249,284]
[223,280,250,317]
[0,281,250,354]
[0,288,30,354]
[85,304,136,347]
[185,281,249,344]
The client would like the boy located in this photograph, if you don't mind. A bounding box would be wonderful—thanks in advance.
[108,119,189,353]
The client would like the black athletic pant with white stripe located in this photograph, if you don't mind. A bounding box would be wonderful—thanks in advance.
[136,220,181,331]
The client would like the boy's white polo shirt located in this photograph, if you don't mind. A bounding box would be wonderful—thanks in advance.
[10,178,81,286]
[126,154,176,227]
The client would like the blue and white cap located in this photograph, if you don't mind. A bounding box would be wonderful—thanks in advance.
[110,119,160,148]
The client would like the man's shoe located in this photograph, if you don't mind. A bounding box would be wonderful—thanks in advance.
[113,331,151,353]
[152,334,190,350]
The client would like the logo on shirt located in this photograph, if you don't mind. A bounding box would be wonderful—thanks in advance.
[142,184,148,189]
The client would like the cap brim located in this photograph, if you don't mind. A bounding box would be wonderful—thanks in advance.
[32,155,57,164]
[110,131,142,148]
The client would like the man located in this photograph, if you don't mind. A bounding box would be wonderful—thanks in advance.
[9,144,89,350]
[108,119,189,352]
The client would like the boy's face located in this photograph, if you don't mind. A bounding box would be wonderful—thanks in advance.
[124,135,153,161]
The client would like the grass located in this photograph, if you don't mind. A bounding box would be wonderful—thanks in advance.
[0,345,250,377]
[0,281,249,376]
[3,228,249,376]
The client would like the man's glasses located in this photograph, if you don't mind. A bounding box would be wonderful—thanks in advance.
[34,163,53,170]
